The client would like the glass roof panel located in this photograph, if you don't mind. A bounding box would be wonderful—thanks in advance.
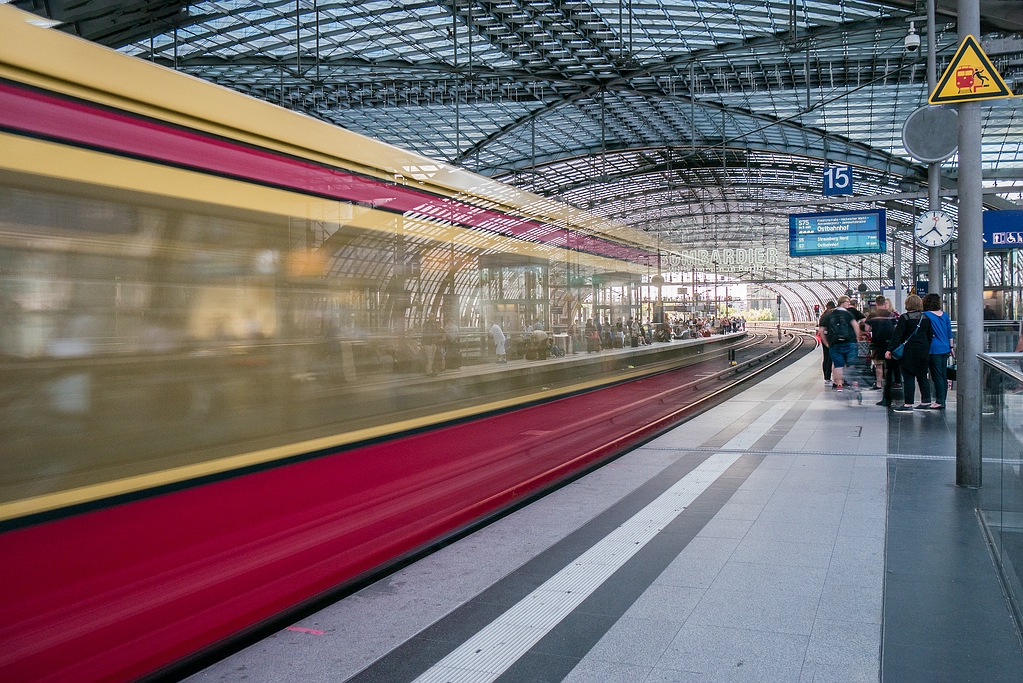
[15,0,1021,282]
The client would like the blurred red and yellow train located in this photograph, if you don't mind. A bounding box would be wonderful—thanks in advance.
[0,6,734,682]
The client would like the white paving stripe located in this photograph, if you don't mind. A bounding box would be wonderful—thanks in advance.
[410,392,801,683]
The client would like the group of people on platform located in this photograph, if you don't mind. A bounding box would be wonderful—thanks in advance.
[484,320,566,365]
[580,315,746,353]
[421,310,757,374]
[420,318,462,376]
[817,293,954,412]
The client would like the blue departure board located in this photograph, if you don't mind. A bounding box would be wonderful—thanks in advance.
[789,209,886,257]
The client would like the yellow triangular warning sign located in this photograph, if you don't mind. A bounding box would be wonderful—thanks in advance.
[930,35,1013,104]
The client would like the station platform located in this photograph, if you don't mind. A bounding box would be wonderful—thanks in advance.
[184,349,1023,683]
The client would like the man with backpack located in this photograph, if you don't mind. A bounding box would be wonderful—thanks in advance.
[818,296,861,392]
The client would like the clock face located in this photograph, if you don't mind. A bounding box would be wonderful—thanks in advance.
[915,210,955,247]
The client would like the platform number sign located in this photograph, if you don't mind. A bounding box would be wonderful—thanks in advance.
[823,165,853,196]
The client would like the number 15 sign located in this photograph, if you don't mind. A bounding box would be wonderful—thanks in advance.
[823,165,853,196]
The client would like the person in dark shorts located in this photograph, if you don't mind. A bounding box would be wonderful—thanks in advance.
[819,296,860,392]
[817,301,836,386]
[864,296,897,403]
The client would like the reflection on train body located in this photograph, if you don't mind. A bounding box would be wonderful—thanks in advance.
[0,183,474,502]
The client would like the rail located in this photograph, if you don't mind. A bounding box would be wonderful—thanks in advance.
[603,330,808,444]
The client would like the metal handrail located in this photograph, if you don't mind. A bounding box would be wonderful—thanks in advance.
[978,352,1023,385]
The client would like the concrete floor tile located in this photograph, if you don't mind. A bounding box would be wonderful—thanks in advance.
[623,584,705,623]
[816,581,883,624]
[798,662,879,683]
[804,618,881,677]
[695,516,755,539]
[685,588,820,635]
[730,537,835,568]
[562,659,654,683]
[741,520,840,546]
[583,616,683,667]
[709,561,828,597]
[714,502,766,521]
[655,537,739,589]
[726,488,777,506]
[644,667,720,682]
[836,515,887,540]
[656,624,809,683]
[829,538,884,568]
[756,455,797,470]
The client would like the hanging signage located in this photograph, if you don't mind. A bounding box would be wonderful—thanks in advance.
[983,210,1023,249]
[789,209,886,257]
[823,165,853,196]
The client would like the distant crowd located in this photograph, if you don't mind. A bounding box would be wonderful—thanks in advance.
[579,315,745,353]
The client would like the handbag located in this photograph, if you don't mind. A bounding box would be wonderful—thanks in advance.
[890,317,923,360]
[946,351,957,381]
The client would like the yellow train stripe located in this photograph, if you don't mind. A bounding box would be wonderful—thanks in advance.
[0,133,633,272]
[0,362,672,522]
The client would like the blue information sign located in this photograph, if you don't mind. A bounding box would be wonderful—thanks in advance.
[789,209,886,257]
[823,165,854,196]
[983,210,1023,249]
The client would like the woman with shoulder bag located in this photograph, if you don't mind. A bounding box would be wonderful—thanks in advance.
[885,294,933,413]
[922,293,953,409]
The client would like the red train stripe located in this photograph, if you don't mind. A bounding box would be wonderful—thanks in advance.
[0,359,722,683]
[0,81,652,264]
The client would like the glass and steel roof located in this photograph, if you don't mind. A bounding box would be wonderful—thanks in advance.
[11,0,1023,284]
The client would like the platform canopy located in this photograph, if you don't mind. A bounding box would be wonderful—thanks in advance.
[13,0,1023,285]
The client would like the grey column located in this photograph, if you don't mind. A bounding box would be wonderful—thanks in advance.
[928,168,943,295]
[956,0,982,487]
[927,0,943,295]
[894,239,904,313]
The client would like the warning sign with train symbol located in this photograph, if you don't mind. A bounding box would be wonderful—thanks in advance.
[929,35,1013,104]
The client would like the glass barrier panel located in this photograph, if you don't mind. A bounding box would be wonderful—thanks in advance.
[979,353,1023,629]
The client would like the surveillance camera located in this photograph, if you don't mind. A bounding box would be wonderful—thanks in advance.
[905,22,920,53]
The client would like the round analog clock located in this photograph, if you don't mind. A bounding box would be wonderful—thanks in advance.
[915,210,955,247]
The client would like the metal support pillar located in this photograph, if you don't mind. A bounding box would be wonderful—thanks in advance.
[894,240,904,313]
[956,0,982,487]
[776,294,782,340]
[928,166,943,295]
[926,0,943,296]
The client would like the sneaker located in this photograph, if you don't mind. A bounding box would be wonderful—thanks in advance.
[893,405,914,413]
[876,400,890,407]
[836,385,843,392]
[914,404,931,410]
[867,384,880,390]
[824,380,833,387]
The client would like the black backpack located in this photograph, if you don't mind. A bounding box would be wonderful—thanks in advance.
[826,309,855,344]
